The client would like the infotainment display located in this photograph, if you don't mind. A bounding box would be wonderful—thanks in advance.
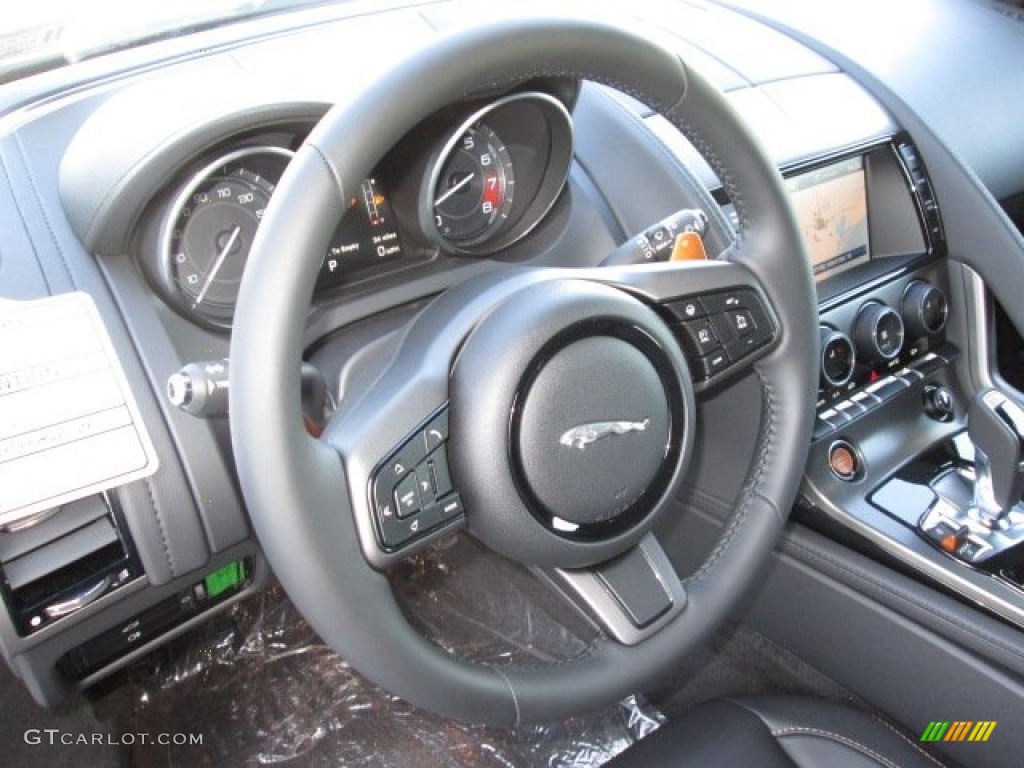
[785,156,870,281]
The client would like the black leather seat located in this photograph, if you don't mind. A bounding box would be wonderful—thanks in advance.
[607,696,947,767]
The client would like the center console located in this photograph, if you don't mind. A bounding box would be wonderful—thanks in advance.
[797,137,1024,631]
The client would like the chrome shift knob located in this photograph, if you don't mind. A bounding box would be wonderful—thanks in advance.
[968,389,1024,525]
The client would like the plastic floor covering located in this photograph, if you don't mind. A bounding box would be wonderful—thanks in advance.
[119,536,664,767]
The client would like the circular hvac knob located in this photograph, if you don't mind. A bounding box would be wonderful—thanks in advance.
[902,280,948,338]
[819,326,856,388]
[854,302,904,363]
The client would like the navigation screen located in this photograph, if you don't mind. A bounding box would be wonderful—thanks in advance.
[786,157,870,281]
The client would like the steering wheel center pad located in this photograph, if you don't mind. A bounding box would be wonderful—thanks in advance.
[452,278,693,566]
[231,15,818,725]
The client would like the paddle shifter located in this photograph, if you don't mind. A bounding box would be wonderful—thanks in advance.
[968,389,1024,527]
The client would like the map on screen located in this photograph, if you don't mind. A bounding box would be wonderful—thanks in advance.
[786,157,870,281]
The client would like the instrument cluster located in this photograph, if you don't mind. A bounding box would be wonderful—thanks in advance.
[141,90,574,330]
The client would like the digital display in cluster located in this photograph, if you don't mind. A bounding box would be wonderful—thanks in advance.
[316,178,404,290]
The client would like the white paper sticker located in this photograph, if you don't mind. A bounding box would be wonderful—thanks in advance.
[0,293,159,527]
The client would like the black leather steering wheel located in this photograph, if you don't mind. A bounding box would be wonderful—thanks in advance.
[230,15,817,726]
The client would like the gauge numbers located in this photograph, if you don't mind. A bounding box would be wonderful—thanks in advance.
[162,146,293,328]
[430,124,514,247]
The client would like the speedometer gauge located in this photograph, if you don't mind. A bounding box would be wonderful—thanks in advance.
[161,146,293,328]
[429,124,514,246]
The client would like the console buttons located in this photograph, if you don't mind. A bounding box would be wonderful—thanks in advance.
[370,408,465,551]
[696,350,730,379]
[373,481,396,521]
[379,513,430,548]
[850,391,878,410]
[923,384,955,422]
[957,537,990,562]
[438,494,465,520]
[666,298,705,320]
[680,318,720,356]
[818,408,841,426]
[700,291,748,315]
[834,400,864,419]
[828,440,861,482]
[895,367,924,386]
[865,377,907,402]
[422,410,449,453]
[376,437,427,491]
[728,310,756,337]
[429,452,454,498]
[912,353,945,377]
[823,406,851,424]
[645,225,673,255]
[394,474,421,519]
[922,518,967,554]
[668,289,776,381]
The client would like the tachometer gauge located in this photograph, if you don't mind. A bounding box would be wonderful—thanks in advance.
[428,123,514,247]
[161,146,293,328]
[421,92,573,256]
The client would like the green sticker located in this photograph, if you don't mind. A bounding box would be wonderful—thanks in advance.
[204,561,246,598]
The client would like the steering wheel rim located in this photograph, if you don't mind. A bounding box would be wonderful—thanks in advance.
[230,15,818,726]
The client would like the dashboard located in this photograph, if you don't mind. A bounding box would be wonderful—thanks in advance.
[131,90,574,329]
[2,2,1024,748]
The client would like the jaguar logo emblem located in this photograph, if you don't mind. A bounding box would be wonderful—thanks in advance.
[559,419,650,451]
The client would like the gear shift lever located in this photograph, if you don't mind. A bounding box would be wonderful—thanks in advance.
[968,389,1024,526]
[918,388,1024,563]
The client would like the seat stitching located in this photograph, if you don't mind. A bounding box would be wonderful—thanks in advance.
[772,726,902,768]
[869,716,950,768]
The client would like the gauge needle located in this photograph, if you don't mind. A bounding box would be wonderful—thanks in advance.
[434,173,474,207]
[193,225,241,308]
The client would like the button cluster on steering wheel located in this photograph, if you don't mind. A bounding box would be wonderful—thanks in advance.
[665,288,776,382]
[370,408,464,551]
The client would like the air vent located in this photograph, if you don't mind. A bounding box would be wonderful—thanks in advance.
[0,494,139,635]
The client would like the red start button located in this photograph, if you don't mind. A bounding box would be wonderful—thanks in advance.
[829,440,860,481]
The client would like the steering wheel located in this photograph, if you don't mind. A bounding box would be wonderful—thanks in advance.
[230,15,817,726]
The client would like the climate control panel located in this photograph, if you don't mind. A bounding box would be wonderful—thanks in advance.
[814,268,951,441]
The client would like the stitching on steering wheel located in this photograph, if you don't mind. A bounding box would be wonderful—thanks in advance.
[306,141,348,204]
[669,110,747,250]
[587,85,736,257]
[686,370,776,585]
[464,70,678,127]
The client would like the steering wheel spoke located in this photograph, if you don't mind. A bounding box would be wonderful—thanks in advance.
[315,298,470,568]
[537,533,687,646]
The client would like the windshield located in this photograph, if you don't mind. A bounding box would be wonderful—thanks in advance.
[1,0,337,83]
